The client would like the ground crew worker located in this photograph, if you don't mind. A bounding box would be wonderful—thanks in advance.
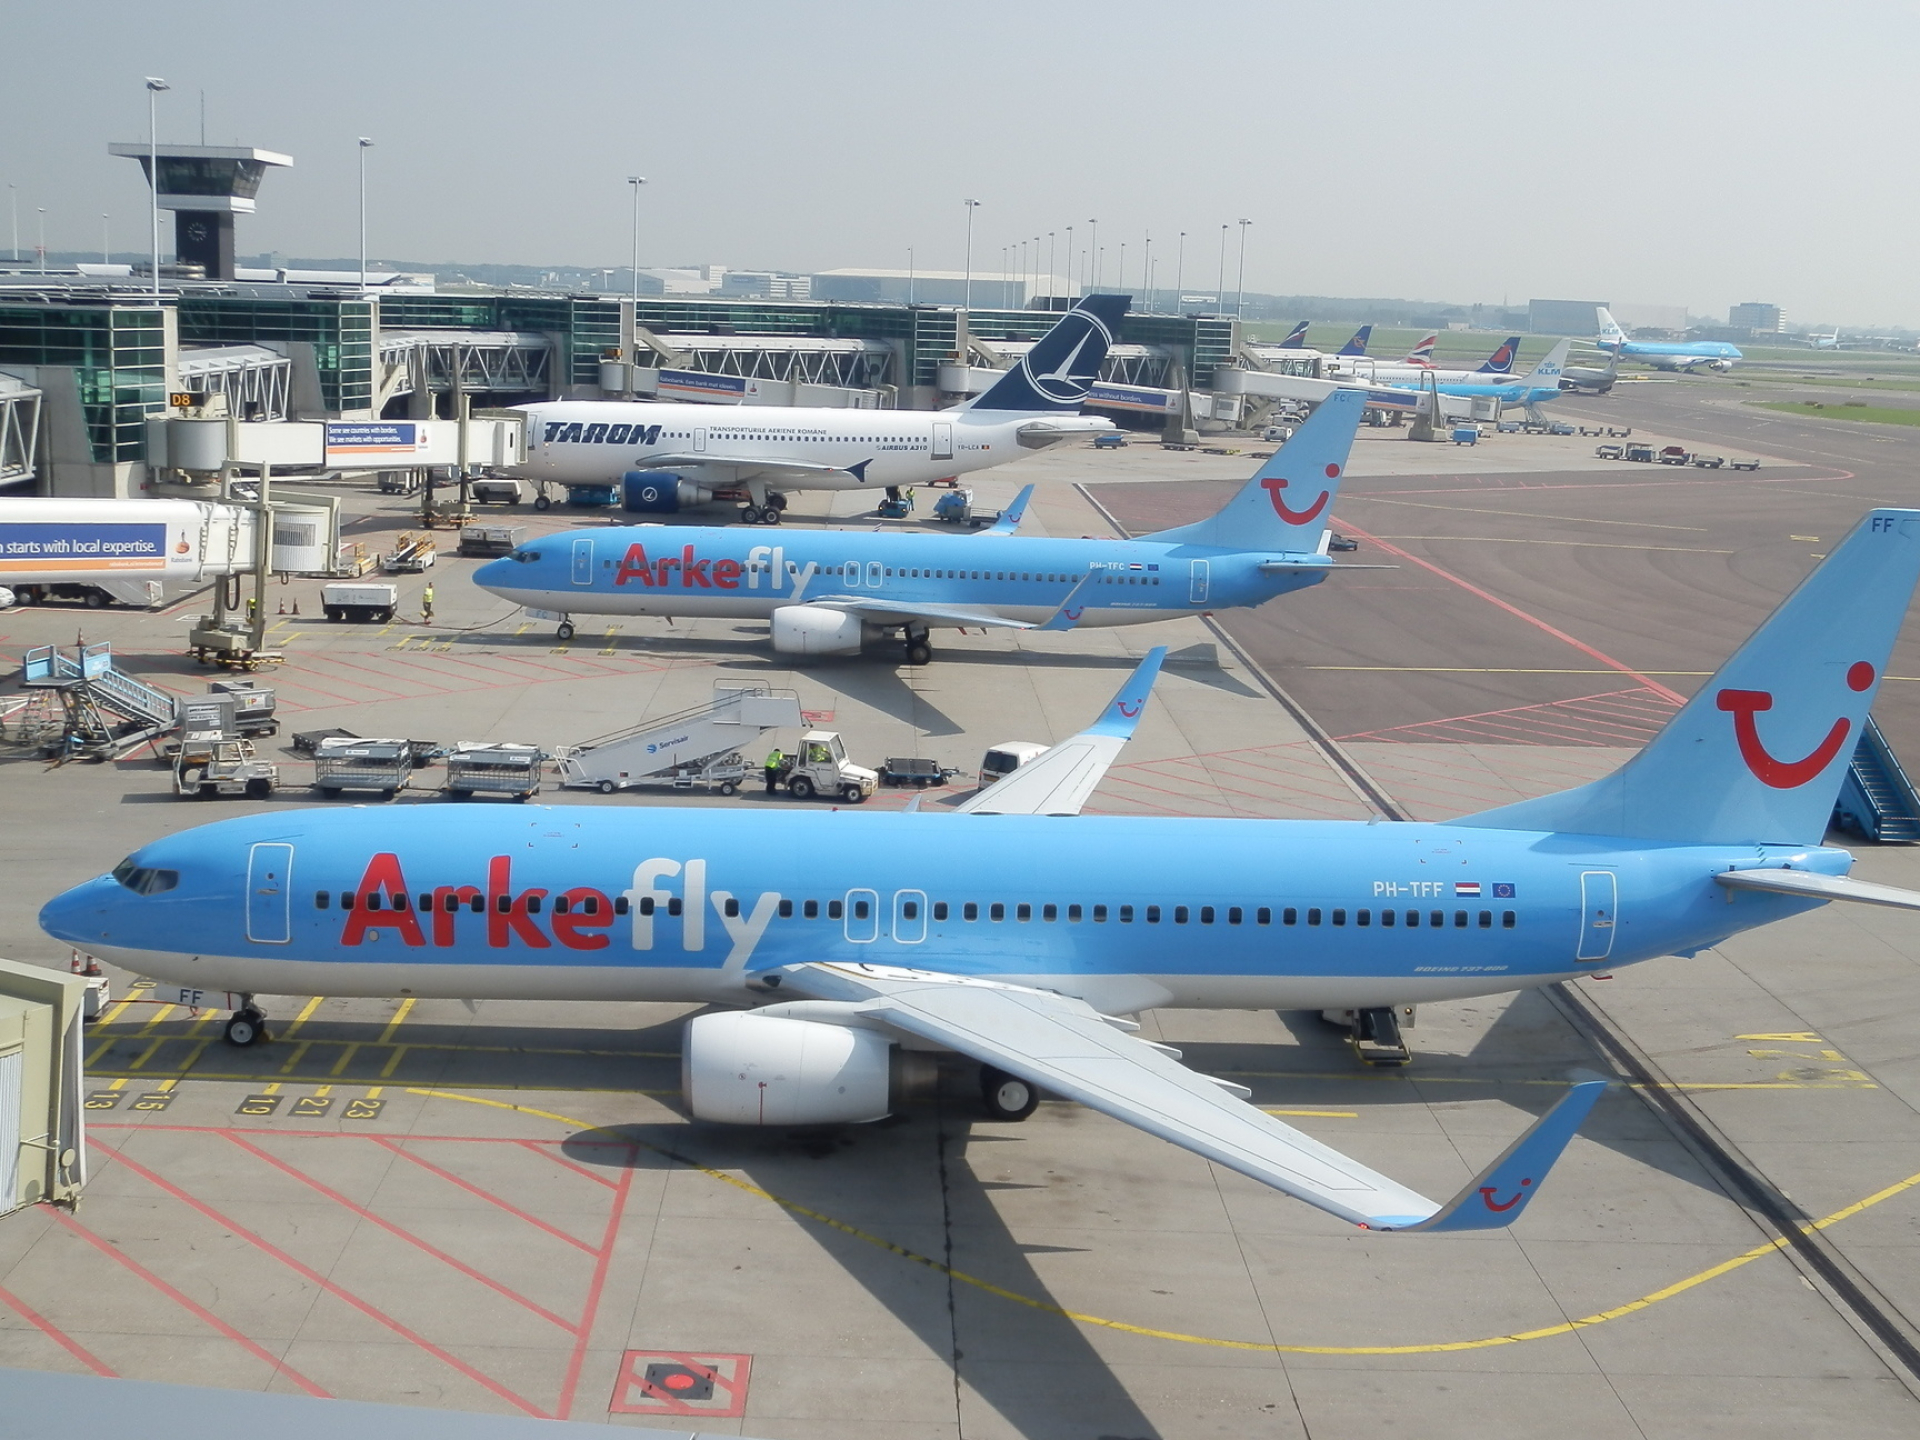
[422,583,435,624]
[245,595,258,622]
[764,746,784,794]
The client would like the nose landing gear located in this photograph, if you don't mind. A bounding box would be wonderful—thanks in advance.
[224,1001,271,1047]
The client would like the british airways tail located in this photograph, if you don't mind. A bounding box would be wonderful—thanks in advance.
[1337,324,1373,357]
[1277,320,1311,349]
[1459,509,1920,845]
[1401,332,1438,364]
[1476,336,1522,374]
[1595,307,1629,346]
[967,293,1131,413]
[1143,390,1364,552]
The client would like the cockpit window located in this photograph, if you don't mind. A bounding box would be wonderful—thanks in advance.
[510,548,542,564]
[111,858,179,895]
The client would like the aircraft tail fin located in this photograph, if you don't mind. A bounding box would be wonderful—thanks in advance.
[1277,320,1310,349]
[1476,336,1522,374]
[967,293,1130,413]
[1595,306,1628,345]
[1337,324,1373,357]
[1519,338,1571,388]
[1143,390,1364,552]
[1458,510,1920,844]
[1402,332,1438,364]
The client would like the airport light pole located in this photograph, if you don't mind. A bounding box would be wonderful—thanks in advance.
[1118,242,1126,294]
[1235,217,1252,318]
[1175,231,1185,310]
[145,77,168,297]
[1046,232,1055,304]
[357,137,374,292]
[1141,233,1151,310]
[1088,219,1098,288]
[8,184,17,262]
[1064,226,1073,296]
[967,198,983,311]
[36,209,45,272]
[628,175,646,302]
[1217,224,1228,314]
[102,214,110,265]
[907,246,914,305]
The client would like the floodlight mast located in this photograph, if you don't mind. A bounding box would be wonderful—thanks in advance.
[145,77,169,298]
[357,137,374,293]
[628,175,646,302]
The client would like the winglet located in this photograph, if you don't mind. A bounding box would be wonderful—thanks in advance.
[1036,566,1102,631]
[984,484,1035,536]
[1390,1081,1607,1232]
[1085,646,1167,738]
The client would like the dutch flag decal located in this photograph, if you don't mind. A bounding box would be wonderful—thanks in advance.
[1454,882,1482,898]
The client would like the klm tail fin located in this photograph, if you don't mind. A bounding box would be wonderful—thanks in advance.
[1402,332,1438,364]
[1519,338,1571,388]
[1476,336,1522,374]
[968,293,1130,413]
[1595,307,1628,345]
[1337,324,1373,357]
[1277,320,1311,349]
[1144,391,1364,552]
[1459,510,1920,844]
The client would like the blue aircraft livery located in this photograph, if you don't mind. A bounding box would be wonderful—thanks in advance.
[40,508,1920,1233]
[477,390,1373,659]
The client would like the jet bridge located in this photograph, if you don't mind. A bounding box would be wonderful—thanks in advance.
[554,683,804,794]
[0,373,42,487]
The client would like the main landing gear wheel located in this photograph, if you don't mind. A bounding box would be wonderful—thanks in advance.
[788,776,815,800]
[739,505,763,525]
[225,1008,269,1048]
[905,641,932,667]
[761,505,782,525]
[980,1066,1038,1121]
[534,493,552,511]
[556,621,575,641]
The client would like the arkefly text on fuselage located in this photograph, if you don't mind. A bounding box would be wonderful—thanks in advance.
[476,391,1373,661]
[509,295,1128,524]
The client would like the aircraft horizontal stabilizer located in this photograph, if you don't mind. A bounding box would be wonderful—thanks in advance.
[777,962,1602,1232]
[955,646,1165,816]
[1714,868,1920,910]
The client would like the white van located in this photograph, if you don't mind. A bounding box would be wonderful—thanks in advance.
[978,741,1049,789]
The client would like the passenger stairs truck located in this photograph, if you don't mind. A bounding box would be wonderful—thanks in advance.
[554,684,804,795]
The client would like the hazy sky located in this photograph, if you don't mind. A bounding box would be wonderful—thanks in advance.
[5,1,1916,327]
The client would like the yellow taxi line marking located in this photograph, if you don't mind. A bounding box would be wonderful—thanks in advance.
[94,998,137,1029]
[364,1087,383,1100]
[379,1046,408,1079]
[408,1088,1920,1358]
[314,1085,332,1097]
[156,1079,177,1093]
[127,1038,166,1071]
[330,1043,361,1076]
[281,996,325,1040]
[107,1078,128,1092]
[178,1038,213,1074]
[261,1083,281,1095]
[279,1041,313,1075]
[377,998,415,1044]
[133,1004,177,1037]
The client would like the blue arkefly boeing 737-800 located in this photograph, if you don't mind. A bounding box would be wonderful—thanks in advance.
[40,507,1920,1232]
[476,390,1374,662]
[509,294,1127,523]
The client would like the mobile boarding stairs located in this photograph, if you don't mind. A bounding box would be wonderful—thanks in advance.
[554,683,804,795]
[19,643,178,759]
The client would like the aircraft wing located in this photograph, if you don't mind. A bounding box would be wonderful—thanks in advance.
[630,453,873,484]
[954,646,1164,815]
[803,565,1101,637]
[776,961,1604,1232]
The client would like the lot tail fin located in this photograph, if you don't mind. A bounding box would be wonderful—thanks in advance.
[1402,332,1438,364]
[1459,510,1920,844]
[1143,390,1364,552]
[1277,320,1311,349]
[1595,306,1628,345]
[1477,336,1522,374]
[968,294,1130,414]
[1337,324,1373,357]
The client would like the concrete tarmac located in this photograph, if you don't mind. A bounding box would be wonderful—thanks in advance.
[1,412,1918,1437]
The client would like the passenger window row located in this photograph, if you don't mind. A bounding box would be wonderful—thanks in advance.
[318,891,623,915]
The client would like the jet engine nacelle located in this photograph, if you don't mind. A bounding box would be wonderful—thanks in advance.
[771,604,865,656]
[1709,358,1734,373]
[682,1011,902,1125]
[622,470,716,514]
[0,587,13,609]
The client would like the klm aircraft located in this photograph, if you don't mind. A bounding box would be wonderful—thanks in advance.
[1597,306,1742,373]
[41,507,1920,1232]
[510,295,1127,523]
[475,391,1375,662]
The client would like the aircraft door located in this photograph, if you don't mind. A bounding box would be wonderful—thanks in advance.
[844,889,880,944]
[892,889,927,944]
[246,842,294,945]
[694,427,707,452]
[1576,871,1617,961]
[570,537,594,586]
[933,423,953,461]
[1188,559,1210,605]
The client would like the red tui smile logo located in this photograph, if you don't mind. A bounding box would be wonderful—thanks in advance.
[1479,1177,1532,1212]
[1261,462,1339,526]
[1717,661,1874,789]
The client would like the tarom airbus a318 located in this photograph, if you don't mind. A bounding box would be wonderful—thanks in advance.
[475,388,1379,661]
[510,294,1128,522]
[41,508,1920,1233]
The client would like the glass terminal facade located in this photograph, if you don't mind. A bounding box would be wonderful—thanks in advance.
[0,302,166,463]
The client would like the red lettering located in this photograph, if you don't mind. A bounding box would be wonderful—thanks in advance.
[340,853,426,947]
[681,545,712,588]
[614,542,654,587]
[486,855,550,948]
[553,887,614,950]
[713,558,743,589]
[656,555,679,585]
[430,884,483,947]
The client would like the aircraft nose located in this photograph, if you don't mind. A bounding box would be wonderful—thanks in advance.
[473,557,516,592]
[39,875,116,947]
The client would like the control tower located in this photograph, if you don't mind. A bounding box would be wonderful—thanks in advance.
[107,143,291,280]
